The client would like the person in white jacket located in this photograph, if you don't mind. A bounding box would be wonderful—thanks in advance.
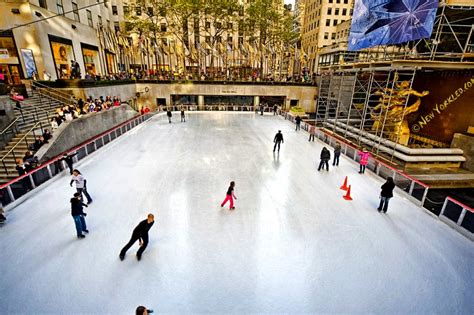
[70,169,93,204]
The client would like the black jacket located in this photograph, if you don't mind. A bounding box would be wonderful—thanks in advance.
[133,219,154,238]
[381,182,396,198]
[295,116,302,124]
[71,198,87,216]
[274,133,284,142]
[320,149,331,161]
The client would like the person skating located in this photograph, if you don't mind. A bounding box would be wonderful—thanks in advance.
[273,130,284,152]
[333,143,341,166]
[295,116,302,131]
[358,148,371,174]
[167,109,172,123]
[273,105,278,115]
[70,192,88,239]
[318,147,331,171]
[180,109,186,122]
[378,177,395,213]
[70,169,93,204]
[136,306,153,315]
[60,152,77,175]
[308,125,316,141]
[119,213,155,261]
[221,181,237,210]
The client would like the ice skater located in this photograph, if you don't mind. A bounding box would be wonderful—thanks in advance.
[221,181,237,210]
[358,148,371,174]
[273,130,284,152]
[136,306,153,315]
[167,109,172,123]
[308,125,316,141]
[70,192,88,239]
[119,213,155,261]
[318,147,331,171]
[295,116,302,131]
[333,143,341,166]
[181,108,186,122]
[378,177,395,213]
[70,169,93,204]
[273,105,278,115]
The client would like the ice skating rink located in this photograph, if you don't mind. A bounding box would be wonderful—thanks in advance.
[0,112,473,314]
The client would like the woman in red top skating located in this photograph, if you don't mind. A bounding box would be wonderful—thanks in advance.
[221,181,237,210]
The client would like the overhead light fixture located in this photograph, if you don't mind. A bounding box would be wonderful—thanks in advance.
[11,8,20,14]
[35,11,43,17]
[72,24,77,29]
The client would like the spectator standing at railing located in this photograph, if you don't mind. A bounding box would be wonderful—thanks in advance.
[60,152,77,175]
[16,159,30,192]
[378,177,395,213]
[358,148,371,174]
[308,125,316,142]
[295,116,302,131]
[318,147,331,171]
[333,143,341,166]
[70,192,89,239]
[273,130,284,152]
[70,169,93,204]
[181,109,186,122]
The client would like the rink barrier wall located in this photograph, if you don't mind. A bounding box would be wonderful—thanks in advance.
[279,110,474,240]
[0,113,155,209]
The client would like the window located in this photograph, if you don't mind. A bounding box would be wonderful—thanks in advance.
[87,10,93,27]
[336,0,340,3]
[205,21,211,29]
[160,23,167,32]
[333,19,338,26]
[72,2,80,22]
[112,5,118,15]
[324,32,329,39]
[56,0,64,15]
[205,36,211,44]
[147,7,153,16]
[343,8,347,15]
[114,22,120,33]
[123,5,129,15]
[136,6,141,16]
[238,37,243,45]
[335,8,339,15]
[39,0,47,9]
[327,8,332,15]
[331,33,336,40]
[326,19,330,26]
[344,0,348,3]
[329,0,333,2]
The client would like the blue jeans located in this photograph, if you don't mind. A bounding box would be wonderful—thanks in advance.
[378,197,391,212]
[333,153,340,166]
[72,215,87,236]
[77,187,92,203]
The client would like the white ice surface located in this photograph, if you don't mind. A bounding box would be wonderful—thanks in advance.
[0,112,473,314]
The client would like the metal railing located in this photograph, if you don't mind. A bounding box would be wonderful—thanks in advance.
[0,117,20,143]
[0,113,153,207]
[0,122,41,176]
[279,110,473,239]
[31,80,74,107]
[440,197,474,239]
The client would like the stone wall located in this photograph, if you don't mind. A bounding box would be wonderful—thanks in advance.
[452,133,474,171]
[36,105,138,162]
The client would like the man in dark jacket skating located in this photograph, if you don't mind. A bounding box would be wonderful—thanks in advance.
[318,147,331,171]
[119,213,155,261]
[378,177,395,213]
[71,192,88,239]
[273,130,284,152]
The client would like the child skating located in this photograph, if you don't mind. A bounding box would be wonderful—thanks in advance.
[221,181,237,210]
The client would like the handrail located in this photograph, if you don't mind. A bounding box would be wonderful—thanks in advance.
[0,122,40,162]
[32,80,72,100]
[0,117,20,134]
[34,86,73,106]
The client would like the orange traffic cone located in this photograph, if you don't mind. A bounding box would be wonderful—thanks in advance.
[340,176,349,190]
[343,185,353,200]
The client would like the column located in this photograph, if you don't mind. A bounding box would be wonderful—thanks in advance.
[253,96,260,110]
[198,95,204,110]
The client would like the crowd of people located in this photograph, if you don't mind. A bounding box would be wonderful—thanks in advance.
[51,96,122,130]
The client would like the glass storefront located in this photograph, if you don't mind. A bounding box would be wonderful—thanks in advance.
[81,44,101,77]
[0,32,22,84]
[49,35,75,79]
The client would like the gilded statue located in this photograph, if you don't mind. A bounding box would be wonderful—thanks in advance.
[370,75,429,145]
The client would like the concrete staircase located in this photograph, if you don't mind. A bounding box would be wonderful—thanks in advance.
[0,83,68,183]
